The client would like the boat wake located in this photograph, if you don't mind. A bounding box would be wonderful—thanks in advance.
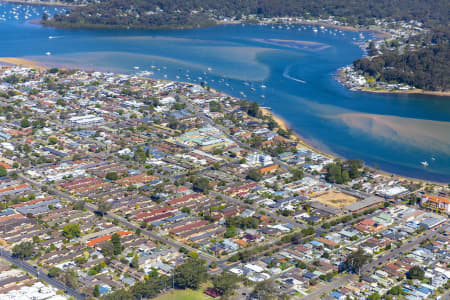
[282,65,306,84]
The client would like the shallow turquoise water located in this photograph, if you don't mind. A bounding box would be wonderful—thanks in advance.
[1,3,449,182]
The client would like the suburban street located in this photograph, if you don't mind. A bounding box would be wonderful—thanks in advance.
[361,229,440,275]
[19,174,217,264]
[0,247,85,300]
[301,274,356,300]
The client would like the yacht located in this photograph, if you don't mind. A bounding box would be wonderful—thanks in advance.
[45,52,51,56]
[421,161,429,167]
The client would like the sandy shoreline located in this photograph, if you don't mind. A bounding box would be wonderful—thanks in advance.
[1,56,446,185]
[0,57,48,70]
[359,87,450,97]
[259,108,335,160]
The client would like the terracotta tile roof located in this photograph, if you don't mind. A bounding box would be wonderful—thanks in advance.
[87,231,132,247]
[425,195,450,204]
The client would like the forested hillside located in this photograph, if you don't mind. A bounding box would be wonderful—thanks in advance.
[354,28,450,91]
[44,0,449,29]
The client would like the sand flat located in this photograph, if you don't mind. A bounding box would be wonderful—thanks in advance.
[0,57,47,70]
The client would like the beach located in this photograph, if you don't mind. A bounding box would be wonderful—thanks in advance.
[359,87,450,97]
[0,57,48,70]
[259,107,335,160]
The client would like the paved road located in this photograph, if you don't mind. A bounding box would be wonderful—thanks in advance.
[19,174,216,264]
[300,274,356,300]
[0,248,85,299]
[361,229,439,275]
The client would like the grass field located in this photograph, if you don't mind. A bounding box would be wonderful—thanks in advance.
[154,289,211,300]
[314,189,359,208]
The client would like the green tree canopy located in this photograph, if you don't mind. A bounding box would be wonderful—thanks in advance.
[12,242,33,259]
[407,266,425,280]
[0,166,7,177]
[62,224,81,239]
[246,168,262,182]
[174,257,208,290]
[105,172,118,181]
[212,272,240,298]
[344,247,371,273]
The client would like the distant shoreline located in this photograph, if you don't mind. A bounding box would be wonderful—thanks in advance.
[336,70,450,98]
[357,87,450,97]
[0,0,80,7]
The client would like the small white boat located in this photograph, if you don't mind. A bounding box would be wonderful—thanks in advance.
[45,52,51,56]
[261,84,267,88]
[421,161,429,167]
[207,67,212,72]
[133,66,139,70]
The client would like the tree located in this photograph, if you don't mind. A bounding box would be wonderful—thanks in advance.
[290,167,304,181]
[388,285,404,295]
[251,280,276,299]
[48,136,58,145]
[368,293,381,300]
[93,284,100,297]
[111,233,122,255]
[105,172,118,181]
[247,101,260,117]
[246,168,262,181]
[224,225,236,238]
[97,200,112,216]
[181,207,191,214]
[64,269,78,289]
[62,224,81,239]
[100,241,115,258]
[73,200,85,210]
[174,257,208,289]
[20,118,30,128]
[407,266,425,280]
[130,256,139,269]
[12,242,33,259]
[48,267,62,278]
[192,177,211,194]
[0,166,7,177]
[344,247,371,274]
[212,272,240,298]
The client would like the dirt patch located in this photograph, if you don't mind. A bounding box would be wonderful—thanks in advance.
[314,190,358,208]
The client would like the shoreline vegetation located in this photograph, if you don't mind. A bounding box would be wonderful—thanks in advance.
[1,56,443,185]
[336,70,450,97]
